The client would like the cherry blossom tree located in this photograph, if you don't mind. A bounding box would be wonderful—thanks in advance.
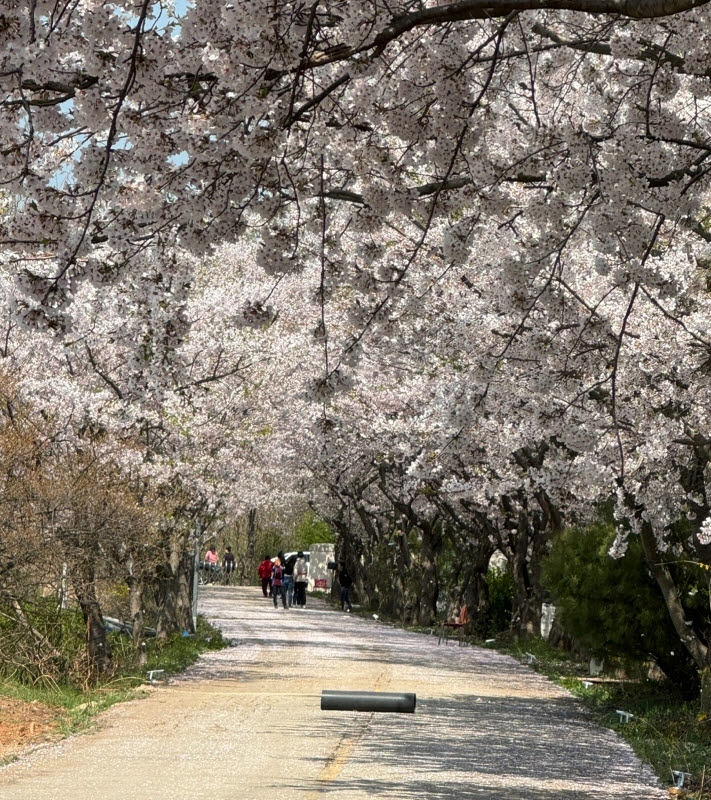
[2,0,711,344]
[4,0,711,690]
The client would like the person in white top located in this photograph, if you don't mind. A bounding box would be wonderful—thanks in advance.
[293,552,309,607]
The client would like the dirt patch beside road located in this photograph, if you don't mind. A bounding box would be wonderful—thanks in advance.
[0,696,63,762]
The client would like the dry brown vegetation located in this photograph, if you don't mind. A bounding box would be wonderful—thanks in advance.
[0,370,214,684]
[0,697,63,762]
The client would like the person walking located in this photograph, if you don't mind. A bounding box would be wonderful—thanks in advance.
[337,562,353,612]
[258,555,273,597]
[223,546,236,583]
[282,552,297,607]
[271,558,287,609]
[293,551,308,607]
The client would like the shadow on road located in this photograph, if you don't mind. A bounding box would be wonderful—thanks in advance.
[194,588,662,800]
[287,695,654,799]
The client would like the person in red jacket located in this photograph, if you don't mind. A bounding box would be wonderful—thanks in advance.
[258,555,273,597]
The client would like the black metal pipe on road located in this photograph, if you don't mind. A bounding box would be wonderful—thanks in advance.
[321,689,416,713]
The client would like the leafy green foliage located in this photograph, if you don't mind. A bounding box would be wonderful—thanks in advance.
[254,527,288,561]
[0,615,228,739]
[0,599,89,684]
[0,596,226,688]
[110,615,227,679]
[497,635,578,677]
[543,523,700,688]
[294,511,334,548]
[486,566,515,637]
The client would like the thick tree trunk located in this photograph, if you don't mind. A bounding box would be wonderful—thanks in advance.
[178,562,193,627]
[463,570,491,637]
[245,507,257,581]
[73,563,112,673]
[547,616,574,651]
[155,569,180,638]
[513,575,543,637]
[515,585,543,637]
[511,516,544,638]
[639,522,708,672]
[395,528,416,625]
[461,538,495,636]
[156,528,194,637]
[355,538,377,609]
[653,652,700,698]
[701,668,711,712]
[417,524,441,627]
[389,571,404,620]
[156,566,194,636]
[343,504,380,608]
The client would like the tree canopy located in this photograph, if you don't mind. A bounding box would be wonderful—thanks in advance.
[2,0,711,685]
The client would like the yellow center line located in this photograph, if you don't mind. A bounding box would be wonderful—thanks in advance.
[306,669,391,798]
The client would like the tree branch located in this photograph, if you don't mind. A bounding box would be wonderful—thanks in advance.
[307,0,710,67]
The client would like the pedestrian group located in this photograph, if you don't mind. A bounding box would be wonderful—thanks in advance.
[203,547,354,613]
[257,554,353,612]
[259,551,310,609]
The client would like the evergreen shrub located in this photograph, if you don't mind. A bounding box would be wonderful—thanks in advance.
[543,523,699,690]
[486,566,514,636]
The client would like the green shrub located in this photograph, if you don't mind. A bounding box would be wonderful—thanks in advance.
[0,599,88,685]
[110,615,227,678]
[0,595,227,689]
[486,566,514,637]
[543,523,700,690]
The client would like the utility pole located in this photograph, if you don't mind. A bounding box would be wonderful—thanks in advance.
[58,562,69,610]
[191,521,201,632]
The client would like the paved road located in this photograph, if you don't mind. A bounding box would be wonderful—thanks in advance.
[0,587,666,799]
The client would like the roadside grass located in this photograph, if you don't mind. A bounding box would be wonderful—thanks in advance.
[0,615,228,740]
[0,682,136,736]
[489,635,711,796]
[109,615,228,681]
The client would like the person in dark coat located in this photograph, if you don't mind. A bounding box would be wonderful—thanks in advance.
[223,546,236,573]
[337,562,353,612]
